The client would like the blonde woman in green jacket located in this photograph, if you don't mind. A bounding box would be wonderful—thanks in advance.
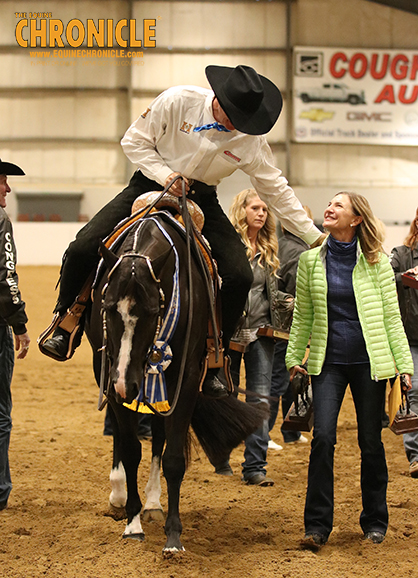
[286,192,413,550]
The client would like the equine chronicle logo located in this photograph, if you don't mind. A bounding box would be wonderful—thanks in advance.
[14,11,157,59]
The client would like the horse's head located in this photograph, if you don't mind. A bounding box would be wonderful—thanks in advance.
[100,227,174,405]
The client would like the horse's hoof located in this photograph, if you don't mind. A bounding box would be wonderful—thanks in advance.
[105,503,127,520]
[214,463,233,476]
[123,532,145,541]
[162,546,185,558]
[142,508,165,522]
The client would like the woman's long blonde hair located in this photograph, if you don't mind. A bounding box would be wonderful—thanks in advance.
[338,192,385,264]
[229,189,280,274]
[404,208,418,249]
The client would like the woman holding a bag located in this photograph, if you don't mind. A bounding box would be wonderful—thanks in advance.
[390,207,418,478]
[286,192,413,549]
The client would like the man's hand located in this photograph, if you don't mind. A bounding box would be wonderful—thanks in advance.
[165,173,190,197]
[310,233,327,249]
[15,331,30,359]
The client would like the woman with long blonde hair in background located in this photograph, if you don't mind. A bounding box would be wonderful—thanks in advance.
[225,188,282,485]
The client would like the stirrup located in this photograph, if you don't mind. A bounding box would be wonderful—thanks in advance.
[38,271,94,361]
[38,308,84,362]
[199,351,234,396]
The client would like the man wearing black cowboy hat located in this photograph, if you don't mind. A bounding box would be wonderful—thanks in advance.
[41,65,323,397]
[0,159,30,509]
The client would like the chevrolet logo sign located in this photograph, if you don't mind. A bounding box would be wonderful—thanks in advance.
[299,108,334,122]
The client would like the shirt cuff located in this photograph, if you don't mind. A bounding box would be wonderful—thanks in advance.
[153,165,175,187]
[13,323,27,336]
[303,223,324,246]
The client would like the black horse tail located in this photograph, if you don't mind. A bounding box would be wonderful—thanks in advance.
[190,394,270,466]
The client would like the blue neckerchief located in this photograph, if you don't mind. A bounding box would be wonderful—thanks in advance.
[193,122,230,133]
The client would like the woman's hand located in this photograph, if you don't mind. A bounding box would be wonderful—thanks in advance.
[165,173,190,197]
[289,364,308,381]
[405,266,418,277]
[401,373,412,392]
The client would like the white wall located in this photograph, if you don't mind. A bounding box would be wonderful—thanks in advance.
[14,222,84,265]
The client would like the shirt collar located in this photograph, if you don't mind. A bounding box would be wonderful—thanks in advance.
[203,92,216,124]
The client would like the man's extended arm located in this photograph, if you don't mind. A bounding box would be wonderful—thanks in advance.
[246,140,322,246]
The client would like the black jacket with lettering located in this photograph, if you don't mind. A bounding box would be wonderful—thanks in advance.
[0,208,28,335]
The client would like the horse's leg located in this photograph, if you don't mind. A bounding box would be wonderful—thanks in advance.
[161,388,197,555]
[143,415,165,522]
[112,403,145,541]
[107,404,127,512]
[161,429,187,554]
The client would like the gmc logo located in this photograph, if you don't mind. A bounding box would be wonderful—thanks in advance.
[347,112,392,122]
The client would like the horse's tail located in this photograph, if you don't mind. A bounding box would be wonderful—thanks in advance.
[190,394,269,466]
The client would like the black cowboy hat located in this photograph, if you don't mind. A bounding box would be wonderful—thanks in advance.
[0,159,25,176]
[205,64,283,135]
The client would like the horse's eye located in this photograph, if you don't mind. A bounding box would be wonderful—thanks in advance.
[104,300,118,313]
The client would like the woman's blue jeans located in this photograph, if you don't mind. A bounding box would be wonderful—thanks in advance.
[403,344,418,464]
[0,326,14,504]
[229,337,274,481]
[306,363,388,539]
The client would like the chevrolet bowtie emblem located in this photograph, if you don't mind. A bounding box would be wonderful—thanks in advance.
[299,109,335,122]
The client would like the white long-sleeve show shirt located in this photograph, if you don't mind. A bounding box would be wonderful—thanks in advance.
[121,85,320,245]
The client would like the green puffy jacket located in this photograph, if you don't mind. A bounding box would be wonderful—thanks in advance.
[285,239,414,380]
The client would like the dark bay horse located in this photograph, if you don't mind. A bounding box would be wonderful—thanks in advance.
[85,207,267,555]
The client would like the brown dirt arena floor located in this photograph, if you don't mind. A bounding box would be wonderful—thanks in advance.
[1,265,417,578]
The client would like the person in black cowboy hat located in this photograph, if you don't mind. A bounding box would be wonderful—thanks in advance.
[0,159,30,509]
[41,64,323,397]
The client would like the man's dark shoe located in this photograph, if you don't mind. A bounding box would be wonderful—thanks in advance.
[301,532,327,551]
[202,373,228,398]
[364,531,385,544]
[0,500,8,511]
[244,473,274,486]
[42,327,70,359]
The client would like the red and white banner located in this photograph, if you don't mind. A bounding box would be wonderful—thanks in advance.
[293,46,418,145]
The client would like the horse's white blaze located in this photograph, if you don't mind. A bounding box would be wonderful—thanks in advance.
[109,462,127,508]
[114,297,138,399]
[123,513,144,537]
[144,456,162,512]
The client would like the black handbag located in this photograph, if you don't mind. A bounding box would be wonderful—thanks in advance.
[282,365,314,432]
[389,376,418,435]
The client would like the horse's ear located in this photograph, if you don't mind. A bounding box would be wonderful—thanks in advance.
[99,242,119,271]
[151,246,174,276]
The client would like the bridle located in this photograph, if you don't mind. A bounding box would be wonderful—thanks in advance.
[98,251,166,411]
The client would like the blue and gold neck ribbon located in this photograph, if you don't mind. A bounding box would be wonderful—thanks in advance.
[124,217,180,414]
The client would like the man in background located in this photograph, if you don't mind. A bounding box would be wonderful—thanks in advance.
[0,159,30,509]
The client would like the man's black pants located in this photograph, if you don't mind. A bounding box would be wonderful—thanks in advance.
[55,170,253,350]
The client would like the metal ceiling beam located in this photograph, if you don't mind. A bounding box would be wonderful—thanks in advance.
[364,0,418,15]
